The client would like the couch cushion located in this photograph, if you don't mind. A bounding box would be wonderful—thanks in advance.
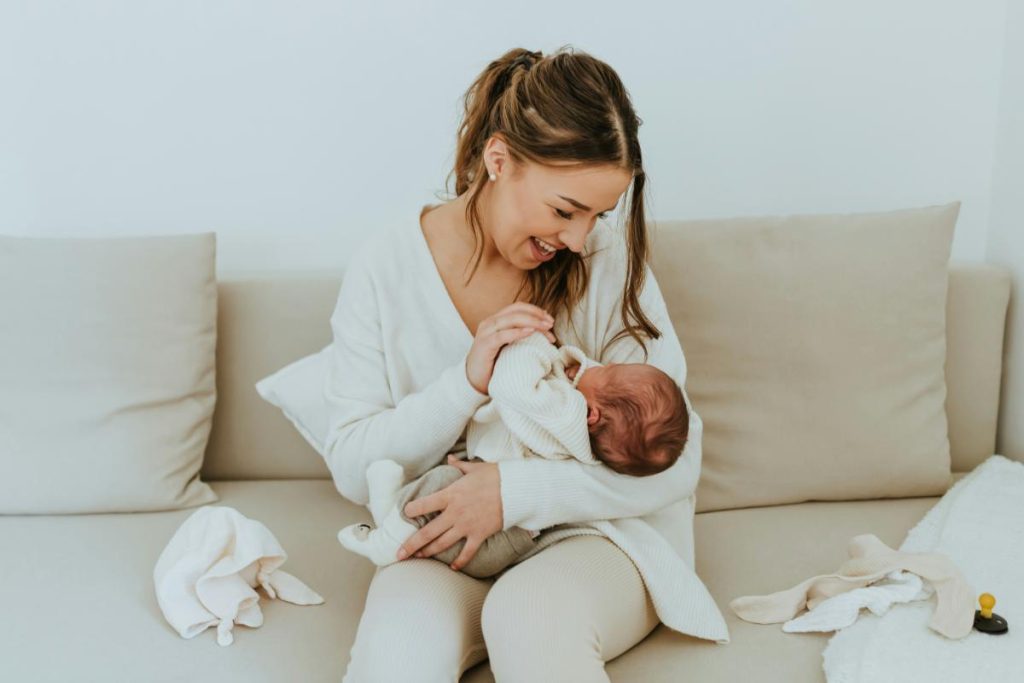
[204,274,340,481]
[203,259,1009,485]
[0,475,964,682]
[650,202,959,512]
[585,480,964,683]
[0,233,219,514]
[944,262,1012,471]
[0,479,368,682]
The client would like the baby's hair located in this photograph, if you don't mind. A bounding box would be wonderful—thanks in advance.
[443,45,661,363]
[590,366,689,477]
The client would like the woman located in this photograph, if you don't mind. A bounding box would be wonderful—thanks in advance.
[324,46,726,682]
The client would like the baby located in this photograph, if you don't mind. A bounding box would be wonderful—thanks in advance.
[337,330,689,578]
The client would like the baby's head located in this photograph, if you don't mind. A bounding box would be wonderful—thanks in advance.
[571,362,689,476]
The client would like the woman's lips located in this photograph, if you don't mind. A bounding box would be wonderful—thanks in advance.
[530,236,556,262]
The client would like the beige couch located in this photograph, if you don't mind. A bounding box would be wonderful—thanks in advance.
[0,259,1012,682]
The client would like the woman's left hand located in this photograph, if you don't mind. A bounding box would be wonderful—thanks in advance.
[397,455,503,571]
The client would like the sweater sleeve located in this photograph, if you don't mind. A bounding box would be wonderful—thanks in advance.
[322,253,490,506]
[496,261,704,531]
[489,332,572,418]
[488,332,593,462]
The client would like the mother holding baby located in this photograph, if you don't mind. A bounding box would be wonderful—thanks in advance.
[324,46,727,682]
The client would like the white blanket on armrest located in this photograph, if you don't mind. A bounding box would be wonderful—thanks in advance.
[153,505,324,646]
[822,454,1024,682]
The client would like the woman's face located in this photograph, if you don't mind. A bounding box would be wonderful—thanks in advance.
[481,136,633,270]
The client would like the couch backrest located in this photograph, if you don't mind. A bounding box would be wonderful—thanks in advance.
[202,261,1012,482]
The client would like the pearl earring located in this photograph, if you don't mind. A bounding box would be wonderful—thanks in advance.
[489,173,496,181]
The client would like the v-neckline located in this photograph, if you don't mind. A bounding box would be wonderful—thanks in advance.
[416,204,476,343]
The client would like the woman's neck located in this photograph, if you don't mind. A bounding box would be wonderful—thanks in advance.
[451,191,510,270]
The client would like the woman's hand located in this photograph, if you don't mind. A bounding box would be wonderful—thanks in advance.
[397,455,503,571]
[465,302,556,395]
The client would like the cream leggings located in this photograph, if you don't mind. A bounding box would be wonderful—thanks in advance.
[342,535,660,682]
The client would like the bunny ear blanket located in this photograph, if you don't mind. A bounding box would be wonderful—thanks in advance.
[153,505,324,646]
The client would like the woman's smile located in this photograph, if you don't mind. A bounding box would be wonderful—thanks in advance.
[529,235,558,262]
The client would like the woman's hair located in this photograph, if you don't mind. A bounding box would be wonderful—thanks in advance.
[444,45,661,361]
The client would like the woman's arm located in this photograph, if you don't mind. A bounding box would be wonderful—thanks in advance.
[495,262,704,531]
[322,257,489,506]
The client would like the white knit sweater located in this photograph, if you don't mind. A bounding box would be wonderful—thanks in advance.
[322,208,731,644]
[464,330,604,469]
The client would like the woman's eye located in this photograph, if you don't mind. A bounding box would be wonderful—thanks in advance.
[555,209,610,220]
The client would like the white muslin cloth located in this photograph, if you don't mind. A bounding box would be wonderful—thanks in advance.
[782,569,933,633]
[823,454,1024,682]
[153,505,324,646]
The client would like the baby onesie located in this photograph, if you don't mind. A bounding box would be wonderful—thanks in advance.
[337,331,607,576]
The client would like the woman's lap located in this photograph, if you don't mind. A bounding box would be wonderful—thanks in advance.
[342,534,659,682]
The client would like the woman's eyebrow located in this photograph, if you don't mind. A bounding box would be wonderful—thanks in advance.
[557,194,618,213]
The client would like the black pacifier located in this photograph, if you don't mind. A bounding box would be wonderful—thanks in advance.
[973,593,1008,635]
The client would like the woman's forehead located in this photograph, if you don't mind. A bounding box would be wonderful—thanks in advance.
[526,162,631,205]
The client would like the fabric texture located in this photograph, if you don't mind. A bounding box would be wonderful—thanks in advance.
[730,533,975,639]
[337,331,607,577]
[396,464,538,577]
[153,505,324,646]
[466,330,603,466]
[781,569,933,633]
[342,534,660,682]
[321,203,730,643]
[0,232,220,514]
[338,462,539,578]
[650,202,960,512]
[255,343,332,456]
[822,454,1024,682]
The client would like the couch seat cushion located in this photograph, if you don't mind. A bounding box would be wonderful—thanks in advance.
[0,476,963,681]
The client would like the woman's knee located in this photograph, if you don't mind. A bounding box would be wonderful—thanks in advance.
[343,558,490,682]
[480,536,659,681]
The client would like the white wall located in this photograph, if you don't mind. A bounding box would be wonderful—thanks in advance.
[0,0,1008,269]
[986,0,1024,460]
[0,1,1019,452]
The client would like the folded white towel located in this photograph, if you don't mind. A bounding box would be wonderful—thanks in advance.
[153,505,324,646]
[783,570,934,633]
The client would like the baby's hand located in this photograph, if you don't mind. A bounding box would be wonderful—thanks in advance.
[565,362,581,381]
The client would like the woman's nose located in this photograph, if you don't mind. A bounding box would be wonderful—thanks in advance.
[560,224,590,253]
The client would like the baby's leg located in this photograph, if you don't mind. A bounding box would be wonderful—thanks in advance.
[393,466,538,578]
[365,459,405,525]
[340,463,538,577]
[337,464,462,566]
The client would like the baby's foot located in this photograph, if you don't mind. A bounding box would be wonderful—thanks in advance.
[337,505,419,567]
[337,523,374,556]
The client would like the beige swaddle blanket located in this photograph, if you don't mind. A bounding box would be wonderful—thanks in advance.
[730,533,975,639]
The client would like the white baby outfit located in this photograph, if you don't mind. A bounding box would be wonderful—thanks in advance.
[463,329,604,467]
[338,330,604,561]
[154,505,324,646]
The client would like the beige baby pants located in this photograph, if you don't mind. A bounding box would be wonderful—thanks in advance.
[342,532,660,682]
[394,464,539,578]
